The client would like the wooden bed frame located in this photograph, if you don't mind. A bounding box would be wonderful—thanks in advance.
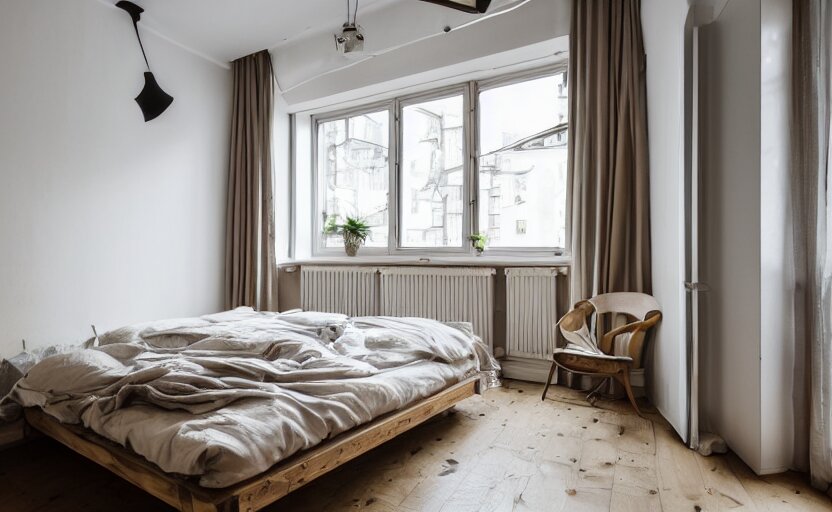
[24,376,481,512]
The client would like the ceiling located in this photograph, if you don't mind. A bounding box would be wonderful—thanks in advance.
[120,0,395,65]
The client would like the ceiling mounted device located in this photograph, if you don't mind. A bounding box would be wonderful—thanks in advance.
[116,0,174,122]
[418,0,492,13]
[335,0,365,57]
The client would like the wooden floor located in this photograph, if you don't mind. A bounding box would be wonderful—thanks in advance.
[2,380,830,512]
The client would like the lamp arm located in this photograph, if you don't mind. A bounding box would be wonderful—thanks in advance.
[116,1,151,71]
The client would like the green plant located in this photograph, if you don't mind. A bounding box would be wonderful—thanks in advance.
[323,215,372,256]
[340,216,371,242]
[323,214,340,236]
[469,233,487,253]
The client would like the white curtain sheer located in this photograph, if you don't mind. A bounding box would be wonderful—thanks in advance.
[792,0,832,493]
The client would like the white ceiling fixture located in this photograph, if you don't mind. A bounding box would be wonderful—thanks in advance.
[334,0,365,57]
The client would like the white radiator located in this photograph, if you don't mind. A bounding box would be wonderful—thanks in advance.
[505,267,563,361]
[300,266,378,317]
[378,267,496,351]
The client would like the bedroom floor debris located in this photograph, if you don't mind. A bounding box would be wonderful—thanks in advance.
[2,379,830,511]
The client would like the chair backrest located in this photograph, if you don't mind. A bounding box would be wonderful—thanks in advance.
[586,292,661,368]
[588,292,660,320]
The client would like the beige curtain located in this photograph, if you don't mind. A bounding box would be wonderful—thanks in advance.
[568,0,652,301]
[560,0,652,390]
[225,50,278,311]
[792,0,832,493]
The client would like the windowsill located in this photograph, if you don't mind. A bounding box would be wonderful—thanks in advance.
[279,254,571,268]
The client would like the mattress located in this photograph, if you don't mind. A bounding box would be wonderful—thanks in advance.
[6,307,499,488]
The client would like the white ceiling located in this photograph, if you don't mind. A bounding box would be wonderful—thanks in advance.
[118,0,396,65]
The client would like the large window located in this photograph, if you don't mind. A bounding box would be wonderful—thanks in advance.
[312,67,568,256]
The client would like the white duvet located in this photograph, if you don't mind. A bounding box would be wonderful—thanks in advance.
[6,308,499,488]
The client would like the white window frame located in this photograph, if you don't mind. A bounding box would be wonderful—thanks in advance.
[475,64,569,257]
[308,64,569,258]
[393,84,472,255]
[311,100,395,256]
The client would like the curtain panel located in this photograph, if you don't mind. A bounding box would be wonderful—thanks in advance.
[568,0,652,301]
[559,0,653,390]
[792,0,832,493]
[225,50,278,311]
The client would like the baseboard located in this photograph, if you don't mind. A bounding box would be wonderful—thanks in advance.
[499,357,553,383]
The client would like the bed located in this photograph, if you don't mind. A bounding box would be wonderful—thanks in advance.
[5,307,499,511]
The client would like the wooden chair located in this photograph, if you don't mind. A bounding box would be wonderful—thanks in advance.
[540,292,661,416]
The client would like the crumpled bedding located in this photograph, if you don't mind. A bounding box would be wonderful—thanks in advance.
[5,307,499,488]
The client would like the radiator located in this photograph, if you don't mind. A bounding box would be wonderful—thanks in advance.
[504,267,563,360]
[300,266,378,317]
[378,267,496,351]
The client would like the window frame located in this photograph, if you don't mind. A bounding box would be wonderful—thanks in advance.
[309,63,569,258]
[475,64,569,256]
[311,100,396,256]
[393,84,472,255]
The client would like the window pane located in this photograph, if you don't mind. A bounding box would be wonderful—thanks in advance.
[400,95,465,248]
[318,110,389,248]
[478,73,568,248]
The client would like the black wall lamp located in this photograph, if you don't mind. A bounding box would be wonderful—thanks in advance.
[116,1,173,122]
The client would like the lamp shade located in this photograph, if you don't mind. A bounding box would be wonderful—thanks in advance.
[135,72,173,122]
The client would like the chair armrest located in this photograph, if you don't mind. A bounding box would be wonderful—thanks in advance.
[600,321,643,352]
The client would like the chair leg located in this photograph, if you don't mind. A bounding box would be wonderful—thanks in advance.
[541,360,558,401]
[616,370,642,417]
[585,376,610,405]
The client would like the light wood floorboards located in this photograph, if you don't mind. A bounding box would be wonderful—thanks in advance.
[1,379,830,511]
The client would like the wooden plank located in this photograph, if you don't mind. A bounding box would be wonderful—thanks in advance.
[653,421,717,511]
[233,377,480,511]
[25,376,480,512]
[24,408,187,510]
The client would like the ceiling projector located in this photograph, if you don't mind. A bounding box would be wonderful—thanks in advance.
[334,23,365,56]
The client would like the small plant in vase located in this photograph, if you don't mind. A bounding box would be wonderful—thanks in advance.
[469,233,487,255]
[324,215,371,256]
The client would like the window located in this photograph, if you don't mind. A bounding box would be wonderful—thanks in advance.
[400,93,465,248]
[478,73,568,249]
[317,109,390,248]
[311,66,567,256]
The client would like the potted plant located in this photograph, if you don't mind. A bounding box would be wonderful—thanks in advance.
[324,215,371,256]
[469,233,487,255]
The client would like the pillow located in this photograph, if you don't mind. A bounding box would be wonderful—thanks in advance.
[278,311,349,328]
[21,350,130,395]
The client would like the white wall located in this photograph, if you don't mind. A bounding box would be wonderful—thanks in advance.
[641,0,691,441]
[0,0,231,357]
